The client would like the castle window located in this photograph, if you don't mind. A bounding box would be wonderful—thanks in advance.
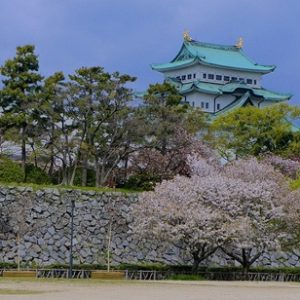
[208,74,214,80]
[187,74,192,80]
[205,102,209,109]
[217,103,221,110]
[247,79,253,84]
[216,75,222,80]
[224,76,230,81]
[192,101,195,107]
[254,79,257,85]
[203,73,207,79]
[176,76,181,81]
[193,73,196,78]
[231,77,237,81]
[182,75,186,80]
[239,78,244,82]
[201,102,204,108]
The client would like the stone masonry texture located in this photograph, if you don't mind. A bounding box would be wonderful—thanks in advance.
[0,186,299,268]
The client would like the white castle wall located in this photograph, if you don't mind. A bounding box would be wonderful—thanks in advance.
[183,92,236,112]
[163,64,262,88]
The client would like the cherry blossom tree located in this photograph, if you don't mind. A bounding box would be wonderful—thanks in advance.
[127,129,218,190]
[133,156,286,273]
[262,155,300,179]
[219,158,287,275]
[281,189,300,259]
[133,175,225,270]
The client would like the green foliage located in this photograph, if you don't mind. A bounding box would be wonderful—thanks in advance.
[0,262,18,269]
[3,263,300,277]
[290,179,300,190]
[142,82,207,154]
[118,263,169,271]
[123,173,161,191]
[73,168,96,187]
[0,182,139,194]
[0,45,43,180]
[0,46,204,189]
[47,263,107,270]
[25,164,52,185]
[210,103,300,159]
[0,157,24,183]
[167,274,204,280]
[66,67,137,187]
[144,82,182,107]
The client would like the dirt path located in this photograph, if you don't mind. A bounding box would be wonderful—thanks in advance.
[0,279,300,300]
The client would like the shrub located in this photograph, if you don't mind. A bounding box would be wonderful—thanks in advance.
[122,173,161,191]
[167,274,204,280]
[0,262,18,269]
[25,164,52,184]
[73,168,96,187]
[0,156,24,183]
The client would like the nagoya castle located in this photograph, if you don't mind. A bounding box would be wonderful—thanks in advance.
[151,32,292,115]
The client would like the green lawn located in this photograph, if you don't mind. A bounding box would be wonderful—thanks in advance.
[0,181,140,193]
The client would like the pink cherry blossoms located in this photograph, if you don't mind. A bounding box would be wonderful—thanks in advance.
[133,156,289,272]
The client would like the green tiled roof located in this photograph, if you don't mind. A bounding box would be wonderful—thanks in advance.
[151,58,196,71]
[219,82,292,101]
[175,80,222,95]
[152,40,276,73]
[167,78,292,102]
[213,92,251,117]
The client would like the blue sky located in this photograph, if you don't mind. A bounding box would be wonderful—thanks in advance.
[0,0,299,104]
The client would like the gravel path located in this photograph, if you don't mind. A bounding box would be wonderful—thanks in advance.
[1,280,300,300]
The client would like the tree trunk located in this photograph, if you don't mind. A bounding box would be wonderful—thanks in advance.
[242,263,250,280]
[221,247,262,280]
[123,155,129,181]
[161,137,167,155]
[49,152,54,177]
[192,257,201,272]
[21,125,27,181]
[69,155,80,186]
[61,159,68,185]
[192,250,202,273]
[95,157,100,187]
[99,165,107,187]
[30,143,38,168]
[48,124,55,176]
[81,155,88,186]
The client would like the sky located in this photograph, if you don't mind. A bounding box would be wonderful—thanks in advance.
[0,0,299,105]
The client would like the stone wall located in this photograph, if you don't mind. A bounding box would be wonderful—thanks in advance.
[0,186,299,268]
[0,186,183,267]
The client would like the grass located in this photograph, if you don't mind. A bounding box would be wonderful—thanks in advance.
[0,181,140,194]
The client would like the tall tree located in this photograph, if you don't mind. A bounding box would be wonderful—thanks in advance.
[209,103,300,160]
[40,72,67,177]
[69,68,136,187]
[0,45,43,180]
[126,82,207,189]
[42,72,81,185]
[142,82,206,155]
[68,67,111,186]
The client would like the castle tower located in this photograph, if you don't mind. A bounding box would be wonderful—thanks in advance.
[151,35,292,115]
